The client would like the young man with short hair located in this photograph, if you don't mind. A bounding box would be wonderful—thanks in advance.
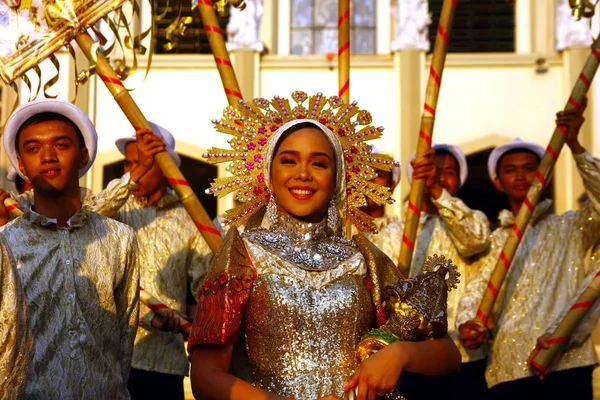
[93,123,212,400]
[458,105,600,400]
[373,143,491,400]
[0,99,141,399]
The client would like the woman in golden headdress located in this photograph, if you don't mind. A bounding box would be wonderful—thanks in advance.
[187,92,461,400]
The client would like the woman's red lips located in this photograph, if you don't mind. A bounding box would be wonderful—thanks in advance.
[289,186,316,200]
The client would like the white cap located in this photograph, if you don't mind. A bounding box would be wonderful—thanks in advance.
[115,122,181,167]
[487,138,545,181]
[3,99,98,182]
[406,143,468,188]
[6,167,17,183]
[370,144,401,186]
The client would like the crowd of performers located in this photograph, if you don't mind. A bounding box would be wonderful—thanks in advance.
[0,91,598,400]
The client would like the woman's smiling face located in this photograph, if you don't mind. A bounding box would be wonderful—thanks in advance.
[269,126,337,223]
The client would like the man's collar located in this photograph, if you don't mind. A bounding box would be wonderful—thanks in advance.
[18,188,90,229]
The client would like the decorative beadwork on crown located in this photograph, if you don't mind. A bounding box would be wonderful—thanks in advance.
[203,91,400,233]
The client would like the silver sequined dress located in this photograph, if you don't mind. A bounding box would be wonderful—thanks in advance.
[189,213,401,399]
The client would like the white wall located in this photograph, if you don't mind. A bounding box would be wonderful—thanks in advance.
[260,61,400,159]
[434,64,565,153]
[92,59,231,156]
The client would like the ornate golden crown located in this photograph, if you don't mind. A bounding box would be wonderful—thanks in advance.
[203,91,400,233]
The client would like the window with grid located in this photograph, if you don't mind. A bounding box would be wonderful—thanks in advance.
[154,0,230,54]
[428,0,515,52]
[290,0,376,55]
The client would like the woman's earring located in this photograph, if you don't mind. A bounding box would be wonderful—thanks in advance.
[266,194,278,225]
[327,199,337,230]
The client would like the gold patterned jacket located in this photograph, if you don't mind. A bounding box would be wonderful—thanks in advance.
[0,235,32,400]
[456,151,600,388]
[371,189,491,363]
[188,214,401,399]
[91,175,212,377]
[1,189,140,399]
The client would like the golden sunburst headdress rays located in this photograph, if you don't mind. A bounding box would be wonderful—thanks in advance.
[203,91,400,233]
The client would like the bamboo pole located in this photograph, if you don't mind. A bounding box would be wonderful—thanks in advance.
[338,0,350,104]
[195,0,243,105]
[140,287,192,336]
[5,198,22,217]
[474,36,600,327]
[398,0,456,277]
[531,270,600,374]
[338,0,351,238]
[74,33,223,253]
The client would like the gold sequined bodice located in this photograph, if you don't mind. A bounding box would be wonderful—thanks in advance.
[242,215,374,399]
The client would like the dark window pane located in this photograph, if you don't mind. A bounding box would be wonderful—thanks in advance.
[291,0,314,27]
[314,0,338,28]
[314,28,338,54]
[428,0,515,53]
[291,29,315,55]
[291,0,376,54]
[352,0,376,26]
[351,28,376,54]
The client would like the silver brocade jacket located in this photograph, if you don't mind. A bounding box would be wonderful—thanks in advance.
[456,151,600,388]
[370,189,491,363]
[0,235,32,400]
[188,213,402,400]
[90,174,212,377]
[2,189,139,399]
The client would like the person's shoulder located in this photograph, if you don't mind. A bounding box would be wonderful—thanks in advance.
[0,216,31,240]
[377,216,405,235]
[0,216,22,233]
[87,210,136,238]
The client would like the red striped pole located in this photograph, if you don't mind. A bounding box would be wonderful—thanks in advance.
[140,287,192,335]
[474,36,600,327]
[4,198,22,217]
[339,0,352,237]
[75,34,223,253]
[338,0,350,103]
[398,0,457,277]
[531,270,600,373]
[195,0,244,105]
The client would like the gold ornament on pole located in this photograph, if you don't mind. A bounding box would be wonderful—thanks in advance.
[0,0,224,319]
[569,0,596,20]
[398,0,457,277]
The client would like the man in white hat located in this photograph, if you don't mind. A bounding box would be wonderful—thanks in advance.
[93,123,212,400]
[372,143,491,400]
[0,235,32,400]
[357,144,402,233]
[0,99,142,399]
[458,103,600,399]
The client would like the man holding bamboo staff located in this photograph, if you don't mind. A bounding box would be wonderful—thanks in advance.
[372,143,490,400]
[90,122,213,399]
[0,98,140,399]
[457,102,600,399]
